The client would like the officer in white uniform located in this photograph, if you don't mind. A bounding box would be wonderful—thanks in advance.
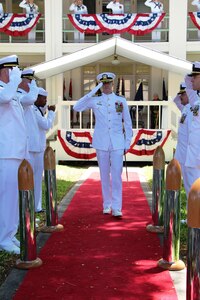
[19,0,39,43]
[69,0,88,42]
[32,88,56,212]
[18,70,43,213]
[144,0,164,41]
[173,83,193,198]
[106,0,124,14]
[184,62,200,198]
[73,72,132,217]
[0,55,28,254]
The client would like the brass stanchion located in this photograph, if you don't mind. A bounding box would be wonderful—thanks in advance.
[187,178,200,299]
[158,159,185,271]
[146,146,165,233]
[41,147,64,233]
[16,160,42,269]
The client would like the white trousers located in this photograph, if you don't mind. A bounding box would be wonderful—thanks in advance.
[0,159,22,246]
[28,151,44,212]
[152,22,161,41]
[74,30,85,42]
[184,166,200,200]
[96,148,124,211]
[28,27,36,43]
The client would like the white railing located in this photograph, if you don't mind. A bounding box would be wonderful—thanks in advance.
[49,100,177,134]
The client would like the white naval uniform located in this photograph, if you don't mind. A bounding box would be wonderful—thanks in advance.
[0,3,3,14]
[173,95,192,197]
[19,0,39,42]
[0,80,29,249]
[184,88,200,197]
[30,105,55,212]
[18,84,42,212]
[192,0,200,39]
[144,0,163,41]
[69,3,88,42]
[73,92,132,211]
[106,1,124,14]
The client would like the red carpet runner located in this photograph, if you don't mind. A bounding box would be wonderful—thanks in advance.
[14,172,177,300]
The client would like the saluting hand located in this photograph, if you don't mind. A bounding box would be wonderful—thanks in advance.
[48,105,56,112]
[10,67,22,85]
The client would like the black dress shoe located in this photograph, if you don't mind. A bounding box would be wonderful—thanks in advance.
[36,209,46,213]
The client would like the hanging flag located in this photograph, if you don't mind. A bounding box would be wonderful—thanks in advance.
[63,79,67,100]
[116,77,120,96]
[68,79,72,100]
[134,82,143,100]
[162,79,168,101]
[121,77,125,96]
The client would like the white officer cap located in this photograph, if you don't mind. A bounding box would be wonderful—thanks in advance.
[96,72,116,83]
[188,62,200,77]
[38,87,48,97]
[178,82,186,95]
[0,55,19,69]
[21,69,35,80]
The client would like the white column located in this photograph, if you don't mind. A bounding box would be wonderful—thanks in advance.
[44,0,63,101]
[168,0,188,99]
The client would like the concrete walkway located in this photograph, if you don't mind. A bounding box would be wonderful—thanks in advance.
[0,166,186,300]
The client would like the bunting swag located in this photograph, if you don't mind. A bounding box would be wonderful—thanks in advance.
[129,129,171,156]
[68,13,165,35]
[189,12,200,30]
[0,13,41,36]
[58,129,171,159]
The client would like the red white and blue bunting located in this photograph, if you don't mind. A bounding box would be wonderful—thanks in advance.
[189,12,200,30]
[0,13,41,36]
[58,129,171,160]
[68,13,165,35]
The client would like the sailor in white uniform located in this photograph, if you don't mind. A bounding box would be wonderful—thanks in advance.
[0,55,28,254]
[173,83,193,198]
[144,0,164,41]
[73,72,132,217]
[106,0,124,14]
[19,0,39,42]
[33,88,56,212]
[184,62,200,197]
[69,0,88,42]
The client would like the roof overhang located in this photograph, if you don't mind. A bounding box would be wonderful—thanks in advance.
[32,37,192,79]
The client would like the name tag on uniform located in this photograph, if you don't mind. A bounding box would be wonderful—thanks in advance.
[97,101,102,106]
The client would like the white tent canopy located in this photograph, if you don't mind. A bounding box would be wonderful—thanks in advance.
[32,37,192,79]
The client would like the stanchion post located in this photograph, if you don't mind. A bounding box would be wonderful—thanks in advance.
[16,159,42,269]
[146,146,165,233]
[41,146,64,233]
[186,178,200,299]
[158,158,185,271]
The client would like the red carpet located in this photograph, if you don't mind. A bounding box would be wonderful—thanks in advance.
[13,171,177,300]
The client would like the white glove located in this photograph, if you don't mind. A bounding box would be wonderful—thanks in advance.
[87,82,103,98]
[184,75,193,89]
[28,80,39,93]
[9,67,22,85]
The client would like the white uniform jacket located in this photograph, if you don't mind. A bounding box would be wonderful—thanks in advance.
[73,92,133,151]
[18,88,41,152]
[144,0,163,13]
[69,3,88,14]
[106,1,124,14]
[33,106,56,152]
[0,80,29,159]
[19,0,39,13]
[0,3,3,14]
[185,90,200,167]
[192,0,200,10]
[173,95,192,164]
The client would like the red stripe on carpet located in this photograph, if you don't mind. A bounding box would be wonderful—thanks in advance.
[13,172,177,300]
